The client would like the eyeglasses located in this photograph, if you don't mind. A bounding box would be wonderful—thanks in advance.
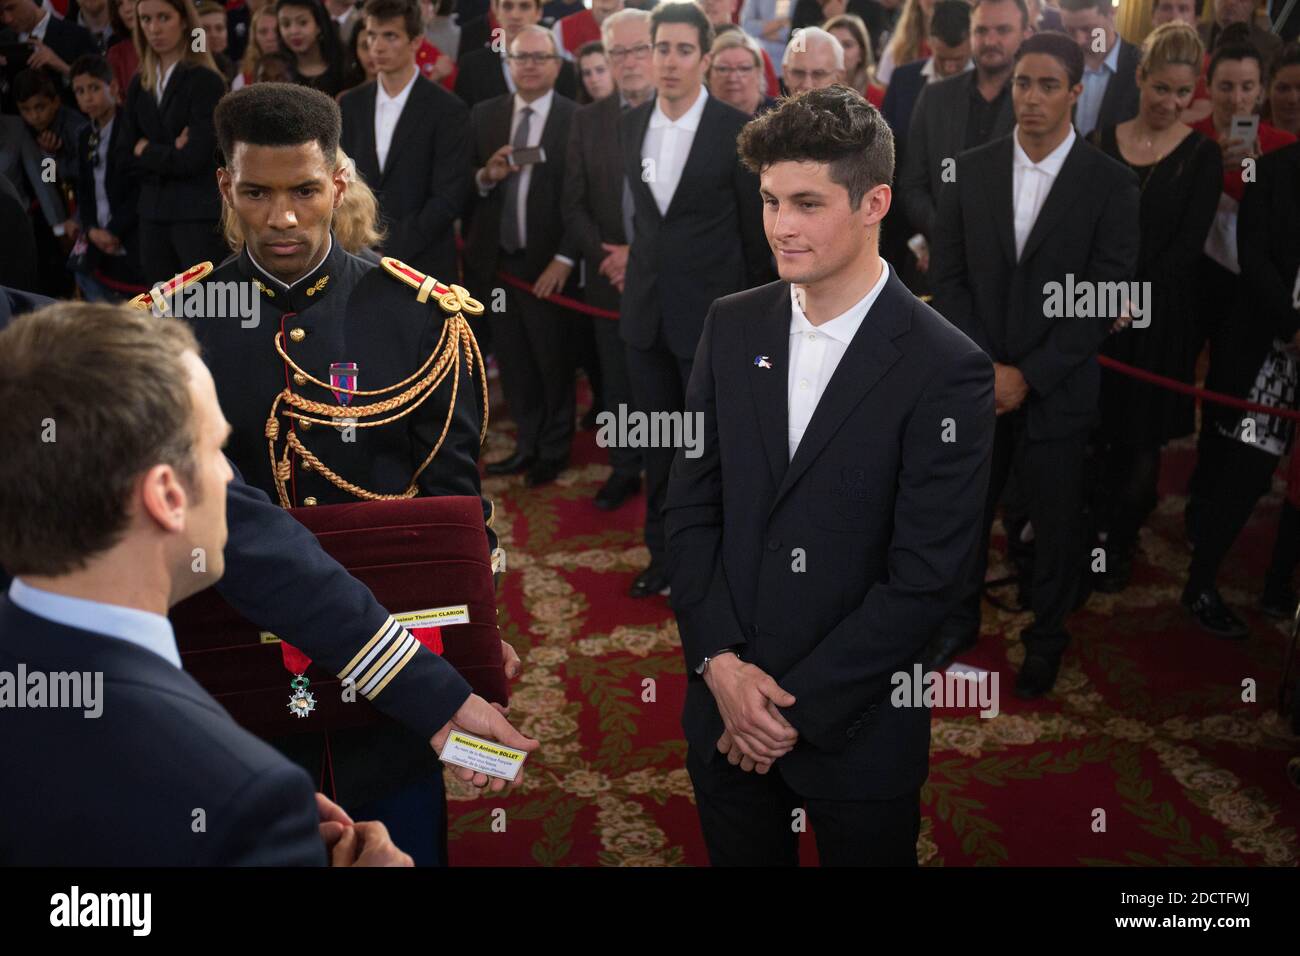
[712,64,757,77]
[507,52,561,64]
[607,43,652,62]
[785,68,835,84]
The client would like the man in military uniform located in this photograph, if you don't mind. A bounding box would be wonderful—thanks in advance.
[136,83,497,865]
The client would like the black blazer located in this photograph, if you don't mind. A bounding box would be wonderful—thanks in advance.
[456,12,491,58]
[118,61,226,222]
[930,134,1140,440]
[340,75,471,284]
[665,272,994,800]
[880,58,927,150]
[75,113,140,279]
[562,93,627,313]
[464,91,580,283]
[0,598,325,865]
[619,93,772,360]
[901,70,1015,239]
[453,46,578,109]
[1210,142,1300,405]
[40,13,98,76]
[1085,40,1141,134]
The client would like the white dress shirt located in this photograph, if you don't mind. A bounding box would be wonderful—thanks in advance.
[1011,124,1076,260]
[921,56,973,82]
[92,116,114,231]
[155,60,179,103]
[8,578,182,669]
[786,261,891,460]
[641,87,708,217]
[506,89,551,246]
[374,67,418,173]
[20,8,51,41]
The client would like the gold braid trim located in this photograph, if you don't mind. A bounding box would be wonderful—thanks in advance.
[266,310,488,507]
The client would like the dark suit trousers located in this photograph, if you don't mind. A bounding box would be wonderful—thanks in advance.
[945,408,1087,656]
[687,745,921,866]
[593,312,640,477]
[490,251,575,464]
[139,219,227,287]
[624,337,692,564]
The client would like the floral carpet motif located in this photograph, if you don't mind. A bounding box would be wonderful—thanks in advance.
[445,411,1300,866]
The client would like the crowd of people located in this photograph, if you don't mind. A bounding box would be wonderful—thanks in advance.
[0,0,1298,866]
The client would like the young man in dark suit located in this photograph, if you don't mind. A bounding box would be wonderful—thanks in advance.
[0,302,412,866]
[340,0,470,282]
[620,1,771,598]
[70,54,141,301]
[454,0,577,106]
[561,6,653,511]
[666,85,995,866]
[468,24,579,487]
[1058,0,1140,137]
[899,0,1030,244]
[929,32,1140,693]
[0,0,98,84]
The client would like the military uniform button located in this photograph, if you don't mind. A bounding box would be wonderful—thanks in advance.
[303,496,318,506]
[301,459,312,472]
[299,419,312,431]
[289,328,306,343]
[293,372,308,386]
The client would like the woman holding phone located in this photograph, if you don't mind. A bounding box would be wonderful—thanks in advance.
[118,0,229,285]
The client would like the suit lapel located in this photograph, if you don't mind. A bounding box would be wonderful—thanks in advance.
[381,79,424,185]
[743,283,792,491]
[663,94,714,221]
[1018,138,1089,264]
[983,137,1016,266]
[624,100,658,223]
[770,271,908,513]
[357,82,380,182]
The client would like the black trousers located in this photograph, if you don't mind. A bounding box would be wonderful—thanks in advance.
[593,311,640,477]
[489,251,575,465]
[1187,433,1281,592]
[1267,500,1300,591]
[687,745,921,866]
[138,218,227,288]
[943,409,1088,658]
[624,337,692,565]
[1096,441,1162,558]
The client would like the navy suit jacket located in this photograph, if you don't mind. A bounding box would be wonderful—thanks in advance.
[0,599,326,865]
[665,271,994,799]
[880,59,927,151]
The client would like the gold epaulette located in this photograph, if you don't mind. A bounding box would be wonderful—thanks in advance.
[380,257,485,317]
[128,262,214,314]
[262,259,490,509]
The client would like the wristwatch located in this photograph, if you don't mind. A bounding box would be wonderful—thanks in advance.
[696,647,739,676]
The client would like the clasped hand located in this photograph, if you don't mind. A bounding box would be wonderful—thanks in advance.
[704,654,797,774]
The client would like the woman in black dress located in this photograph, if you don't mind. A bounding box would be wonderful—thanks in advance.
[276,0,345,97]
[1087,22,1221,593]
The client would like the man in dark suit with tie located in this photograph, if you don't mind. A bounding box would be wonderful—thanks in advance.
[561,7,652,511]
[454,0,578,107]
[620,1,770,598]
[0,0,97,85]
[340,0,469,282]
[929,32,1139,694]
[666,86,994,866]
[1058,0,1140,137]
[467,24,580,487]
[900,0,1030,244]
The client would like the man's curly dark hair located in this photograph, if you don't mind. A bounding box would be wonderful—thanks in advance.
[737,85,894,211]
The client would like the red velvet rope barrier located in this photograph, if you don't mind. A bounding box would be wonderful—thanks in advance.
[476,257,1300,422]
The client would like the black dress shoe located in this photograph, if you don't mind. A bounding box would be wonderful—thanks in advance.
[594,473,641,511]
[1181,586,1249,639]
[524,458,566,488]
[1093,551,1133,594]
[629,564,670,598]
[485,450,534,476]
[920,632,977,674]
[1014,651,1061,699]
[1259,580,1298,620]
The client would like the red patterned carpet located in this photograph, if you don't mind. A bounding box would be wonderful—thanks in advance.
[445,390,1300,866]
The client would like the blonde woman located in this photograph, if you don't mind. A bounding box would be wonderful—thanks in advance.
[221,151,386,260]
[824,12,876,95]
[877,0,934,87]
[234,6,285,90]
[708,29,775,115]
[119,0,228,283]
